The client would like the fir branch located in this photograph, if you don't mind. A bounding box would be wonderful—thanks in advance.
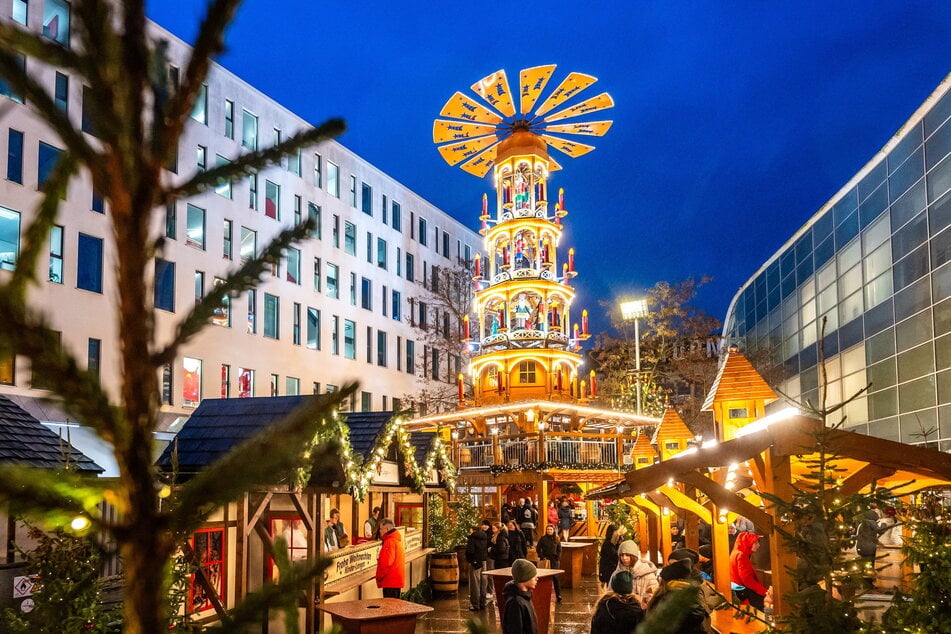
[0,465,110,531]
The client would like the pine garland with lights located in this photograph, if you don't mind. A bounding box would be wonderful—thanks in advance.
[491,461,633,475]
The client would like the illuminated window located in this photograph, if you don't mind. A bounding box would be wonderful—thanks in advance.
[241,109,257,150]
[211,277,230,327]
[0,350,15,385]
[48,225,63,283]
[182,357,202,408]
[307,307,320,350]
[344,319,356,359]
[327,161,339,197]
[42,0,70,47]
[191,84,207,124]
[728,407,749,419]
[265,179,279,219]
[185,204,205,249]
[269,517,306,581]
[240,226,256,263]
[215,155,231,198]
[222,219,232,260]
[237,367,254,397]
[189,528,224,613]
[518,361,537,384]
[220,364,230,398]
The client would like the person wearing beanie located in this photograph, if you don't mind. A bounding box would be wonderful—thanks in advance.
[502,559,538,634]
[668,548,700,567]
[615,540,658,607]
[590,570,644,634]
[598,524,623,590]
[647,559,709,633]
[698,544,714,582]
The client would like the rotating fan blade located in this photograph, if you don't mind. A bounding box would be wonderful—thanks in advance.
[539,134,596,158]
[437,135,501,167]
[542,92,615,123]
[433,119,499,144]
[533,72,597,117]
[459,145,498,177]
[439,91,504,124]
[471,69,516,118]
[544,120,613,137]
[519,65,557,115]
[547,155,563,172]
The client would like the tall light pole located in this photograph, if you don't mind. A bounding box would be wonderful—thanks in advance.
[620,299,649,416]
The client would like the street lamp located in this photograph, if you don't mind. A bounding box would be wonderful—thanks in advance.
[619,299,649,416]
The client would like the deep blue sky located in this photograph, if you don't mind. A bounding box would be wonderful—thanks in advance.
[148,1,951,335]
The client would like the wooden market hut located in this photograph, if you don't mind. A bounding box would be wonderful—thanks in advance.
[156,396,453,632]
[588,349,951,618]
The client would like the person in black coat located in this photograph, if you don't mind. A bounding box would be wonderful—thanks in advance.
[506,520,527,564]
[535,524,562,601]
[465,523,489,611]
[591,570,645,634]
[557,500,573,542]
[502,559,539,634]
[489,521,511,570]
[599,524,622,589]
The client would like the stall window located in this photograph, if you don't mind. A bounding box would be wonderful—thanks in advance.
[189,528,225,614]
[269,516,308,581]
[395,503,423,531]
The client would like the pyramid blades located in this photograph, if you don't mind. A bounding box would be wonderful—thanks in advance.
[471,69,516,118]
[433,119,499,144]
[439,91,503,124]
[544,120,613,137]
[539,134,596,158]
[533,72,598,117]
[437,135,501,166]
[459,146,498,177]
[542,92,615,123]
[519,65,557,115]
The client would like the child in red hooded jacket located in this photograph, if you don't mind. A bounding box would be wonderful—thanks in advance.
[729,531,770,611]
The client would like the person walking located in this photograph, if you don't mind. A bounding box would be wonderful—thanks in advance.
[465,522,489,611]
[547,501,559,530]
[535,524,562,602]
[490,521,511,569]
[375,518,405,598]
[481,519,497,600]
[557,500,573,542]
[501,559,539,634]
[729,531,769,611]
[598,524,622,590]
[519,498,538,546]
[591,570,645,634]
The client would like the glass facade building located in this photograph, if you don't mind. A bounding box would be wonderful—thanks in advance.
[723,75,951,449]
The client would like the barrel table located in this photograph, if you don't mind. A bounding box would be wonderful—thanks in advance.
[559,541,593,588]
[317,598,433,634]
[483,567,563,634]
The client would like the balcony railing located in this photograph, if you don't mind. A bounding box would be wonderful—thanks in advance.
[455,432,633,471]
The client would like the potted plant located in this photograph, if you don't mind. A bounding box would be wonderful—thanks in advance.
[427,492,482,594]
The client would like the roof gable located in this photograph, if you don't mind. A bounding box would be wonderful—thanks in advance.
[651,407,693,445]
[0,395,103,473]
[701,350,777,411]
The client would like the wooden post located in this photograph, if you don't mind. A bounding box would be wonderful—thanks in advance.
[765,447,796,616]
[711,511,731,600]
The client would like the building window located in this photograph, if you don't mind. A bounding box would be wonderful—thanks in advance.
[366,326,372,363]
[293,195,302,227]
[406,252,415,282]
[223,219,233,260]
[392,201,402,232]
[349,272,357,305]
[87,338,100,378]
[366,231,373,263]
[153,258,175,311]
[518,361,537,384]
[286,247,300,284]
[0,54,25,103]
[193,270,204,305]
[728,407,749,419]
[270,373,278,396]
[189,528,225,614]
[361,391,372,412]
[443,231,450,258]
[224,99,234,139]
[264,293,279,339]
[242,109,258,150]
[286,376,300,395]
[240,226,256,263]
[349,175,357,207]
[361,277,372,310]
[48,225,63,283]
[77,233,103,293]
[331,315,340,355]
[183,357,202,408]
[238,368,254,397]
[332,214,340,248]
[382,193,388,224]
[54,72,68,111]
[161,363,173,405]
[307,202,321,239]
[191,83,207,124]
[344,221,356,255]
[418,301,428,328]
[12,0,27,25]
[314,153,322,187]
[418,217,428,246]
[185,204,205,249]
[7,129,23,183]
[292,302,301,345]
[0,349,14,385]
[326,263,339,299]
[215,155,232,198]
[377,238,387,269]
[377,330,387,367]
[165,201,176,239]
[212,277,230,327]
[246,289,256,333]
[312,257,321,292]
[361,182,372,215]
[37,142,63,190]
[91,191,104,213]
[42,0,70,47]
[327,161,339,197]
[265,179,280,219]
[248,172,258,210]
[431,347,440,380]
[344,319,356,359]
[307,307,320,350]
[392,290,401,321]
[196,145,207,172]
[220,364,230,398]
[406,339,415,374]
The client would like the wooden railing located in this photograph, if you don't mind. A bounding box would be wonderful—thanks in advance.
[455,432,634,470]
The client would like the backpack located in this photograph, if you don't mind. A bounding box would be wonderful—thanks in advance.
[523,508,532,520]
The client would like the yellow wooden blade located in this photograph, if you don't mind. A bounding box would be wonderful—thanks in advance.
[519,65,557,115]
[459,146,498,177]
[437,135,500,166]
[533,72,597,117]
[439,91,503,124]
[432,119,499,144]
[548,155,563,172]
[542,92,615,123]
[539,134,596,158]
[471,69,516,119]
[544,120,613,137]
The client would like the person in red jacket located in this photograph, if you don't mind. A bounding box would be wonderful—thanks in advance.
[375,518,405,598]
[729,531,770,611]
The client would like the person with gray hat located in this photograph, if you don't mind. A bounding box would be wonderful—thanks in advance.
[501,558,538,634]
[591,570,645,634]
[615,539,658,607]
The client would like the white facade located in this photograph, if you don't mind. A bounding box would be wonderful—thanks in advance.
[0,6,480,424]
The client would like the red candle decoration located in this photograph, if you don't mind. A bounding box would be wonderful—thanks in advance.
[582,309,589,335]
[573,323,579,339]
[568,248,575,272]
[580,379,587,400]
[474,253,481,277]
[457,373,464,402]
[590,370,597,397]
[463,315,470,339]
[502,244,509,264]
[556,370,563,391]
[497,371,503,393]
[559,187,564,209]
[562,263,568,281]
[482,193,487,216]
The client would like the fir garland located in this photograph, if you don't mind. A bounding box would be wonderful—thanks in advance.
[490,461,633,475]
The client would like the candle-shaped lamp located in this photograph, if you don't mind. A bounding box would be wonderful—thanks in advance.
[568,248,575,272]
[559,187,564,209]
[590,370,597,397]
[457,373,464,402]
[562,263,568,281]
[573,323,579,340]
[481,193,487,217]
[474,253,481,278]
[580,379,587,400]
[463,315,470,339]
[582,309,589,335]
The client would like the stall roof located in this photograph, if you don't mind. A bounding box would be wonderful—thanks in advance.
[0,394,103,474]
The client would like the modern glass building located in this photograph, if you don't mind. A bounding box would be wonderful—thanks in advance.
[723,74,951,449]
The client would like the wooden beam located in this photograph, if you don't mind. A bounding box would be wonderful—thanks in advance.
[290,492,314,532]
[659,485,713,523]
[838,464,896,496]
[764,446,796,617]
[245,491,273,534]
[679,471,772,532]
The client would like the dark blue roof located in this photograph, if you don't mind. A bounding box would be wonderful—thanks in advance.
[409,432,437,467]
[0,395,103,473]
[155,397,396,476]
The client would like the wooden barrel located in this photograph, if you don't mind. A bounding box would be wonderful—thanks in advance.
[458,447,471,467]
[429,552,459,595]
[876,546,904,592]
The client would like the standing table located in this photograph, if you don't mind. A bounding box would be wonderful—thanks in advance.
[559,541,593,588]
[316,598,433,634]
[571,536,600,575]
[483,567,563,634]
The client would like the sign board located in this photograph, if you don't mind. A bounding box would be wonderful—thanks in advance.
[324,541,380,584]
[372,461,400,485]
[404,528,423,553]
[12,576,35,599]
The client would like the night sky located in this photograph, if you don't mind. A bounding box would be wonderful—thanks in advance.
[147,1,951,336]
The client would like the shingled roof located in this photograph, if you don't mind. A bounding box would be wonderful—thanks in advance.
[650,407,693,446]
[0,394,103,473]
[701,349,778,411]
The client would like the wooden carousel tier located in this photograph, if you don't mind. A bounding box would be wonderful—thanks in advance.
[458,469,626,485]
